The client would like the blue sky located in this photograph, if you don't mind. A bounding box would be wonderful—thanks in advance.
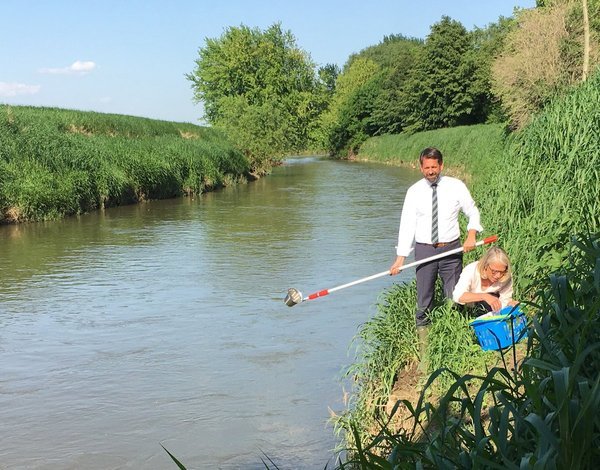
[1,0,536,124]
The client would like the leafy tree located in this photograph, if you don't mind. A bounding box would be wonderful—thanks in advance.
[317,63,339,95]
[368,36,424,135]
[187,23,322,170]
[466,16,516,123]
[319,56,379,155]
[403,16,478,133]
[322,35,423,155]
[329,75,383,155]
[307,64,340,147]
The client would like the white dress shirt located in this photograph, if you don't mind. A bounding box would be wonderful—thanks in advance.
[396,175,482,257]
[452,261,513,308]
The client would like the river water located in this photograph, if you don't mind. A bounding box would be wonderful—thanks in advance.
[0,157,419,469]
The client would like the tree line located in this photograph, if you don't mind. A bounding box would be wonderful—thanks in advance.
[186,0,599,167]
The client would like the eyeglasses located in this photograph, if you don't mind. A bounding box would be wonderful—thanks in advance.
[487,266,507,276]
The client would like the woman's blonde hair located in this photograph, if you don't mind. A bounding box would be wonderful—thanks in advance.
[477,246,512,283]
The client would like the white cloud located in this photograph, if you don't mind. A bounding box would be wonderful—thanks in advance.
[0,82,41,97]
[39,60,97,75]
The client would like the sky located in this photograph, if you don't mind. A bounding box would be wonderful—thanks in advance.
[1,0,536,124]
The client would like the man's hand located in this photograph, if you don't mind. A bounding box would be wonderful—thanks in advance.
[463,229,477,252]
[389,256,405,276]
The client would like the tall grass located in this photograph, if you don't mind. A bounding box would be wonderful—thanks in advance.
[0,105,250,223]
[358,123,508,183]
[338,233,600,469]
[338,70,600,464]
[480,73,600,295]
[338,283,420,444]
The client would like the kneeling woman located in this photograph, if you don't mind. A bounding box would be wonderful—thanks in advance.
[452,246,518,313]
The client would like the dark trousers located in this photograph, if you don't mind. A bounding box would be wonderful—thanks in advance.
[415,239,462,326]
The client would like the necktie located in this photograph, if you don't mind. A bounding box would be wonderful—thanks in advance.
[431,183,438,244]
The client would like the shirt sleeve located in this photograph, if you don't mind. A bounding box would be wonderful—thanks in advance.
[458,181,483,233]
[396,187,417,257]
[452,262,477,304]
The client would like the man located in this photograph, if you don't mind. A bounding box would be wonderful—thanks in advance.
[389,147,482,375]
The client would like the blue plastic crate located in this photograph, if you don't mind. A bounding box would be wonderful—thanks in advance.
[469,305,528,351]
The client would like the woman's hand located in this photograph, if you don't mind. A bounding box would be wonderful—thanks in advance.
[484,294,502,312]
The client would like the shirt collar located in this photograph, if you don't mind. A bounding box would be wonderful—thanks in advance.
[428,175,442,187]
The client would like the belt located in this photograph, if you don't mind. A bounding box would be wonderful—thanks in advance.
[418,238,459,248]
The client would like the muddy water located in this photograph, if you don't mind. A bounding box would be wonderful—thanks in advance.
[0,157,419,469]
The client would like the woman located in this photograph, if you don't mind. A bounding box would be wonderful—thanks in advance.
[452,246,518,313]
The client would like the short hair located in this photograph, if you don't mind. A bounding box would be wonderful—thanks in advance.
[477,246,512,283]
[419,147,443,165]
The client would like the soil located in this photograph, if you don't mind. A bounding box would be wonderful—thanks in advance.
[384,361,427,434]
[384,342,529,437]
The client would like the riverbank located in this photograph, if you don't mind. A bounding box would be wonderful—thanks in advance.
[334,71,600,466]
[354,122,507,184]
[0,105,254,224]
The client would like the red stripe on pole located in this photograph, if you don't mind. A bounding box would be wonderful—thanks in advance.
[308,289,330,300]
[483,235,498,244]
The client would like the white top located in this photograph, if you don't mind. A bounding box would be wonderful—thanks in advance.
[396,175,483,257]
[452,261,513,308]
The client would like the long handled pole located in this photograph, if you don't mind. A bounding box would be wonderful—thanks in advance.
[284,235,498,307]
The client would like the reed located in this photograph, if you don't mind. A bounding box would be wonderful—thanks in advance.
[0,105,250,223]
[479,72,600,296]
[339,233,600,469]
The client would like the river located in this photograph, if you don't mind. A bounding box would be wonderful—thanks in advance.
[0,157,419,469]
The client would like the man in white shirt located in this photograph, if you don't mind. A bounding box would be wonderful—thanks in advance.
[389,147,482,375]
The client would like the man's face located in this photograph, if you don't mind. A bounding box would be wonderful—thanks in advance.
[420,157,443,183]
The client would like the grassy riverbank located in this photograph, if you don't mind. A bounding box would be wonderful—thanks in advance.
[0,105,251,223]
[337,71,600,466]
[357,123,508,184]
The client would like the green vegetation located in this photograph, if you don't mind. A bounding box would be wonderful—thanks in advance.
[339,233,600,469]
[402,17,481,133]
[322,0,600,155]
[0,105,249,223]
[2,1,599,466]
[321,17,511,156]
[187,23,333,170]
[493,0,600,129]
[335,67,600,467]
[358,123,507,179]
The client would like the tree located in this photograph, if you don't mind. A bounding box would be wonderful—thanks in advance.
[583,0,590,80]
[307,64,340,147]
[367,36,423,135]
[466,16,516,123]
[403,17,478,133]
[187,23,322,170]
[319,56,379,155]
[321,35,423,155]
